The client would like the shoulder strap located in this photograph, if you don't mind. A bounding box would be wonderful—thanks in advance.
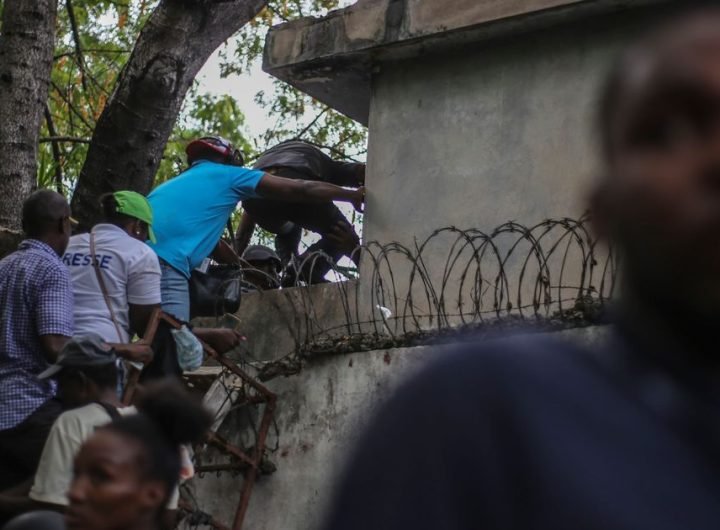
[90,232,124,343]
[95,401,122,421]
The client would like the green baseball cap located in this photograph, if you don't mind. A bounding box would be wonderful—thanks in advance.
[113,191,156,243]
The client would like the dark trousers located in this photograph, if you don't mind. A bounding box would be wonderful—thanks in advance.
[0,398,62,490]
[244,167,354,284]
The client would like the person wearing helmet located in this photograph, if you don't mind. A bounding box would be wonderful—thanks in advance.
[235,140,364,285]
[147,136,365,321]
[240,245,282,291]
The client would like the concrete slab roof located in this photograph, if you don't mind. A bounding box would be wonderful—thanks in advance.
[263,0,676,125]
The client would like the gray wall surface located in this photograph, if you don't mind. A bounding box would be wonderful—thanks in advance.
[189,325,610,530]
[195,281,360,362]
[357,15,655,313]
[363,16,641,246]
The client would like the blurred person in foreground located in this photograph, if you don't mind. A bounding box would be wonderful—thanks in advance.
[65,380,210,530]
[321,9,720,530]
[2,511,64,530]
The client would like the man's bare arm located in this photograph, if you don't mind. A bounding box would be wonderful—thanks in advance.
[193,328,245,355]
[129,303,160,339]
[211,239,241,265]
[235,211,256,256]
[326,220,361,266]
[39,335,69,364]
[256,174,365,212]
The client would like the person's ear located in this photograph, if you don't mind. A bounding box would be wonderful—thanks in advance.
[129,219,143,238]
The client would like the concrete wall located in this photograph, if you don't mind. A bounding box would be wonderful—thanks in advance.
[196,282,360,362]
[190,325,610,530]
[364,15,644,246]
[357,14,653,312]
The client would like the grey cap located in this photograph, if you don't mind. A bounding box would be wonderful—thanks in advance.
[243,245,281,264]
[38,335,117,380]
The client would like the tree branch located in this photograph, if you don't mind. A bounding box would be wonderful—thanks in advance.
[71,0,270,228]
[266,2,289,22]
[43,106,65,193]
[50,81,95,131]
[39,136,91,144]
[65,0,88,93]
[54,48,130,61]
[294,106,328,140]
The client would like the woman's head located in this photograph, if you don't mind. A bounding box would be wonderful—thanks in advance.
[66,380,211,530]
[99,191,156,244]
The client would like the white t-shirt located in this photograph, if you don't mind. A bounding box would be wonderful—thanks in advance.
[29,403,183,509]
[30,403,137,505]
[63,224,161,343]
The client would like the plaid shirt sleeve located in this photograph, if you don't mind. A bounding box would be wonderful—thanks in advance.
[36,264,74,337]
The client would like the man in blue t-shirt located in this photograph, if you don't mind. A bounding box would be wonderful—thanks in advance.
[321,8,720,530]
[148,136,365,321]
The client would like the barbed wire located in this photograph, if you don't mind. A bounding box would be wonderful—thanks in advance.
[205,216,616,376]
[282,216,614,341]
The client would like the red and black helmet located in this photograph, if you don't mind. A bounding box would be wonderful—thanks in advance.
[186,136,245,166]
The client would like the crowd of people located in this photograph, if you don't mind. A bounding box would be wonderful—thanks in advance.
[3,5,720,530]
[0,137,366,529]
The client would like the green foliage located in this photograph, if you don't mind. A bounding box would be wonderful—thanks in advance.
[38,0,155,193]
[225,0,367,162]
[157,92,255,184]
[32,0,364,266]
[36,0,366,199]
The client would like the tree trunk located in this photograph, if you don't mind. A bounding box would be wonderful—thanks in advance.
[0,0,58,243]
[71,0,268,229]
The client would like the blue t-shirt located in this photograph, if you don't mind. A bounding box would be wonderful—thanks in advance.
[148,161,264,278]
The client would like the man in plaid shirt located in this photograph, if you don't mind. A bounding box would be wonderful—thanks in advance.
[0,190,74,490]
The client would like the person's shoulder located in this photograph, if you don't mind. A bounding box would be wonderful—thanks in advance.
[437,331,587,367]
[131,241,161,270]
[52,404,111,435]
[58,403,111,421]
[186,160,257,178]
[406,331,599,401]
[40,250,72,281]
[63,234,87,256]
[67,233,88,247]
[190,160,229,174]
[58,403,134,429]
[106,231,157,262]
[123,235,156,255]
[0,247,22,268]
